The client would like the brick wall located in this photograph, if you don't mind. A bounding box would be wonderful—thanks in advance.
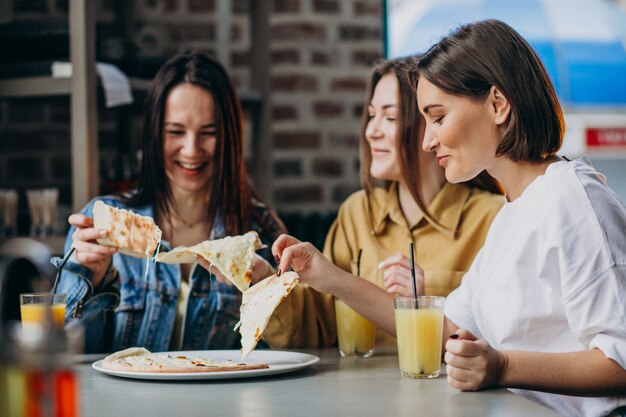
[0,0,384,236]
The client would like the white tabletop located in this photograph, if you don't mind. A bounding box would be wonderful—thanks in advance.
[76,348,561,417]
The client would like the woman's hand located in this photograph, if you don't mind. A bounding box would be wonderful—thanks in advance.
[379,253,425,296]
[444,329,508,391]
[68,213,117,288]
[272,234,342,294]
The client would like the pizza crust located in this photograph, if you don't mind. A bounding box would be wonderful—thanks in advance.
[101,347,269,373]
[93,201,162,258]
[238,271,300,359]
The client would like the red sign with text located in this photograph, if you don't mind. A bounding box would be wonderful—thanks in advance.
[586,127,626,149]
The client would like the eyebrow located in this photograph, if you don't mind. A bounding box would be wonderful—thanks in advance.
[164,122,216,128]
[368,104,397,110]
[422,104,443,114]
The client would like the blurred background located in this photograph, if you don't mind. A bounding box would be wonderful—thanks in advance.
[0,0,624,255]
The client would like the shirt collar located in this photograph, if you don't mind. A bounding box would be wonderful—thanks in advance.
[370,182,470,239]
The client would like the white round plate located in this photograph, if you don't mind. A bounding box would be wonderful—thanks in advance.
[92,349,320,380]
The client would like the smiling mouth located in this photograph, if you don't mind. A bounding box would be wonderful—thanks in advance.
[176,162,207,170]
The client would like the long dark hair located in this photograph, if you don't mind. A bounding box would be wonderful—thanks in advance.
[417,19,564,161]
[127,51,254,235]
[359,57,502,226]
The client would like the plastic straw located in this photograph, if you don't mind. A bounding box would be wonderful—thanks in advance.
[356,249,363,277]
[409,242,418,302]
[52,247,75,295]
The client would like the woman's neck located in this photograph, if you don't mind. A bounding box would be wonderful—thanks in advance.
[158,186,211,246]
[490,156,561,202]
[397,177,444,228]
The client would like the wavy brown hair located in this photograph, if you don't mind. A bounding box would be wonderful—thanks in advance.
[359,57,502,224]
[126,51,257,235]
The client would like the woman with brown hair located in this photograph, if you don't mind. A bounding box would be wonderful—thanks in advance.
[263,56,504,348]
[55,51,285,353]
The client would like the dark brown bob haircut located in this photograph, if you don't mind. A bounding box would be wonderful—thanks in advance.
[360,57,502,223]
[417,19,564,162]
[126,51,254,235]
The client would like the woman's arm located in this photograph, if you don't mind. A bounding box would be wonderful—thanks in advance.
[445,328,626,396]
[274,234,397,336]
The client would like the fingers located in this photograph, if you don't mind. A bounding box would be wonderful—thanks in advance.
[377,252,412,270]
[277,241,313,274]
[68,213,94,228]
[271,234,302,261]
[71,237,117,257]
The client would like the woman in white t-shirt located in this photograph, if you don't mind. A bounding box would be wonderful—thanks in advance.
[271,19,626,417]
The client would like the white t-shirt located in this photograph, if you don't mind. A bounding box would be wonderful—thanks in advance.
[446,156,626,417]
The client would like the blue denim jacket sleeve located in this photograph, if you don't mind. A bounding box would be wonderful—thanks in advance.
[51,197,120,350]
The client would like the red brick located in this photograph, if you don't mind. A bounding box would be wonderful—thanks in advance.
[271,75,318,92]
[169,23,216,42]
[312,158,343,177]
[231,23,242,42]
[274,132,321,149]
[274,185,323,204]
[313,0,339,13]
[311,50,332,65]
[231,50,250,67]
[354,1,381,16]
[352,50,383,67]
[274,160,303,177]
[273,0,301,13]
[188,0,215,12]
[312,101,344,118]
[271,49,300,65]
[333,184,361,204]
[330,77,367,92]
[272,105,298,121]
[353,103,365,118]
[273,23,326,42]
[338,24,381,41]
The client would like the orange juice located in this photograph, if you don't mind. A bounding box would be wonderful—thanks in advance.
[20,303,66,328]
[394,297,444,378]
[335,299,375,357]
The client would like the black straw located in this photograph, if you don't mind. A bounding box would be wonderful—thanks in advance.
[52,247,75,294]
[409,242,418,300]
[356,249,362,277]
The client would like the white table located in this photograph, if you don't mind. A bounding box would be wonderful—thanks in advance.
[76,348,561,417]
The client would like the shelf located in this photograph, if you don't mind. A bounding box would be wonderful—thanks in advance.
[0,76,71,97]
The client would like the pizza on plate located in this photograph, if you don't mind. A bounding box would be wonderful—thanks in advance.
[101,347,269,373]
[155,231,262,292]
[93,201,162,258]
[237,271,300,359]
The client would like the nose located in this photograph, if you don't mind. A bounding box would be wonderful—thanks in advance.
[422,125,438,152]
[180,132,201,157]
[365,115,383,141]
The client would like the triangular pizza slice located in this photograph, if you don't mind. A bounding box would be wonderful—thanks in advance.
[155,231,262,292]
[93,201,162,258]
[236,271,300,359]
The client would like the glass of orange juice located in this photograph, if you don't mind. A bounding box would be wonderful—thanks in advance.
[20,293,66,330]
[394,296,444,379]
[335,299,376,357]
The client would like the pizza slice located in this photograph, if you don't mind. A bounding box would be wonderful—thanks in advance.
[93,201,162,258]
[156,231,262,293]
[101,347,269,373]
[236,271,300,359]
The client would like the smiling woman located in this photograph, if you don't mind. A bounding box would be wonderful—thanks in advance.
[54,52,286,354]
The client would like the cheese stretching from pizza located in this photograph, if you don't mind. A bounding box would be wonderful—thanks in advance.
[93,201,162,258]
[155,231,262,292]
[101,347,268,373]
[237,271,300,359]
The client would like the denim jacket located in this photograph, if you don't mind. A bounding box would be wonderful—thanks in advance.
[52,195,284,353]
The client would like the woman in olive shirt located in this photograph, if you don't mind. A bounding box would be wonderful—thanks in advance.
[263,57,503,348]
